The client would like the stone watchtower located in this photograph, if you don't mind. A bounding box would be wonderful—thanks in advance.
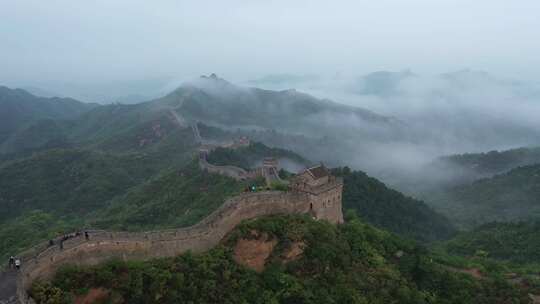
[262,157,278,169]
[199,147,210,161]
[262,157,279,178]
[290,165,344,224]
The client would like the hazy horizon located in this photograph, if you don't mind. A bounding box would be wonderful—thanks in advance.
[2,0,540,87]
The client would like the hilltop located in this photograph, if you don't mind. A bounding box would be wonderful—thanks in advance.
[155,74,398,135]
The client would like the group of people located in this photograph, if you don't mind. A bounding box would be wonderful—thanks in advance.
[7,231,91,271]
[48,230,90,250]
[8,256,21,270]
[244,185,270,192]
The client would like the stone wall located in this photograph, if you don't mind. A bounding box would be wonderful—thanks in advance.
[198,156,277,183]
[197,145,284,184]
[198,158,249,180]
[15,189,343,303]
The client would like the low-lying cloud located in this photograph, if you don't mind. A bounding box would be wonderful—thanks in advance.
[244,70,540,187]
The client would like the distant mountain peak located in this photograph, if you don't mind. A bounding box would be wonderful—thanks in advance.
[179,73,229,88]
[199,73,230,85]
[203,73,219,79]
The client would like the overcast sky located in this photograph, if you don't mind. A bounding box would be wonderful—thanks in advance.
[1,0,540,85]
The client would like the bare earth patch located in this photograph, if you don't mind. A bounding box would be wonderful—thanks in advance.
[282,241,305,262]
[445,266,483,279]
[74,288,110,304]
[459,268,483,279]
[233,232,277,272]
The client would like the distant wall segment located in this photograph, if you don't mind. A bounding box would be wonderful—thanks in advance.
[198,158,249,180]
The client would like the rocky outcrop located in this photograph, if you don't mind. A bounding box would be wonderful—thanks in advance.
[233,232,277,272]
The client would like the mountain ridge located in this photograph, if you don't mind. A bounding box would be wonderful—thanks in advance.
[0,86,97,153]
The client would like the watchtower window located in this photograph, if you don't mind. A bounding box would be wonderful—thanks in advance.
[310,203,313,210]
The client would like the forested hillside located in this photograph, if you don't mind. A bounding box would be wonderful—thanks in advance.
[438,147,540,178]
[384,146,540,200]
[0,127,202,223]
[0,149,160,221]
[31,215,531,304]
[0,86,96,153]
[0,148,184,259]
[428,164,540,228]
[444,221,540,264]
[90,162,255,231]
[0,146,459,263]
[0,159,251,261]
[332,167,456,242]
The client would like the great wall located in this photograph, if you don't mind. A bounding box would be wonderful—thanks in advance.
[0,118,344,304]
[198,146,283,184]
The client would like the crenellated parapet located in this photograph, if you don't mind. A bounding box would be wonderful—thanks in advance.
[14,184,342,303]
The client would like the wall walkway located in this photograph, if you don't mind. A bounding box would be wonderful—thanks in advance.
[12,190,313,303]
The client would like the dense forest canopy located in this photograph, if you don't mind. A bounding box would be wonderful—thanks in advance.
[428,164,540,229]
[443,221,540,264]
[333,167,456,242]
[0,159,252,261]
